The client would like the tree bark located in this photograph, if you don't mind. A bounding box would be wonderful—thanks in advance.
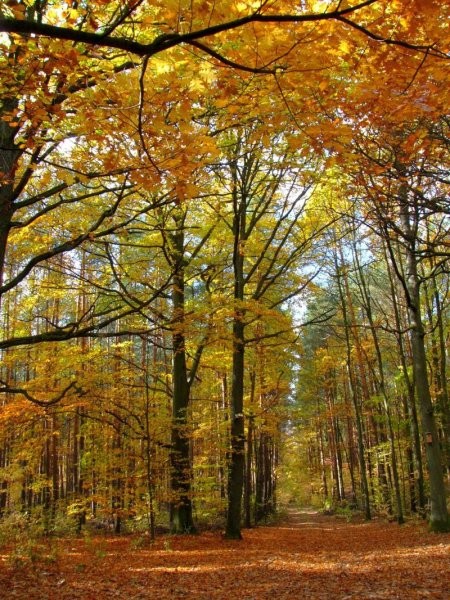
[334,246,371,519]
[169,222,196,534]
[226,313,245,538]
[352,240,404,523]
[225,155,246,539]
[398,196,449,531]
[384,241,426,514]
[244,371,256,528]
[0,99,20,307]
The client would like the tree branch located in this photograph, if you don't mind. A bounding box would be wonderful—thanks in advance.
[0,380,86,407]
[1,0,445,69]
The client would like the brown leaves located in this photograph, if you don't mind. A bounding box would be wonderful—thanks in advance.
[1,512,448,599]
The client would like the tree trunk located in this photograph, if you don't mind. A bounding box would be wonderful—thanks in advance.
[343,380,358,505]
[0,99,20,307]
[226,314,245,538]
[353,242,404,523]
[385,241,426,514]
[318,420,329,501]
[170,225,196,534]
[225,168,247,538]
[399,198,449,531]
[244,371,256,528]
[335,250,371,519]
[423,269,450,474]
[142,336,156,540]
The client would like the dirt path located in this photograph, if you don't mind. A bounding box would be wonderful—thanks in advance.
[1,510,449,599]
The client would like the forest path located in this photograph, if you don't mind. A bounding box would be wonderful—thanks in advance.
[279,506,341,526]
[1,510,449,599]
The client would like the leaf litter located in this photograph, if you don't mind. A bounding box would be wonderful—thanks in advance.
[0,510,448,599]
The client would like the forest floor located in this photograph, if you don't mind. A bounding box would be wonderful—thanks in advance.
[0,509,449,599]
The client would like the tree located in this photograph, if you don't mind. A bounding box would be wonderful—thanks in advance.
[208,124,328,537]
[159,200,216,534]
[1,0,449,538]
[2,0,448,349]
[340,118,450,530]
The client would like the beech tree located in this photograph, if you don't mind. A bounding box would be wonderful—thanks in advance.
[2,0,448,346]
[207,124,329,538]
[288,154,448,529]
[157,199,216,534]
[344,120,449,531]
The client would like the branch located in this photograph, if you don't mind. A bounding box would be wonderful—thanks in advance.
[0,191,125,296]
[1,1,445,68]
[337,16,448,59]
[0,271,173,349]
[299,307,337,328]
[0,380,86,407]
[187,39,278,74]
[137,55,161,173]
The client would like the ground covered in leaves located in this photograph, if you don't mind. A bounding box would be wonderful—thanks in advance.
[1,510,448,599]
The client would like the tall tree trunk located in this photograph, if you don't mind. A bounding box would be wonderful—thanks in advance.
[385,241,426,514]
[169,223,196,534]
[142,336,156,539]
[318,420,329,501]
[343,380,358,505]
[51,413,59,520]
[244,371,256,528]
[219,373,228,500]
[0,99,20,308]
[433,284,450,474]
[423,268,450,474]
[353,241,404,523]
[398,196,449,531]
[334,247,371,519]
[42,416,52,535]
[226,313,245,538]
[327,381,345,502]
[255,432,271,523]
[225,163,246,539]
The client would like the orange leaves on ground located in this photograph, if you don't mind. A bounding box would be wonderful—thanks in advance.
[1,511,448,599]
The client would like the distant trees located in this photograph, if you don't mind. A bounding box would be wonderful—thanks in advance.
[0,120,315,537]
[291,118,449,531]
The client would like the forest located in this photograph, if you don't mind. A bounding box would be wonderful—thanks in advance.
[0,0,449,567]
